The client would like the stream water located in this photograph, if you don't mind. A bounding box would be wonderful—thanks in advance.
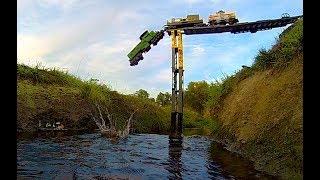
[17,131,275,179]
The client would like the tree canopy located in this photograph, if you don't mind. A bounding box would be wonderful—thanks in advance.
[184,81,209,114]
[156,92,171,106]
[134,89,149,99]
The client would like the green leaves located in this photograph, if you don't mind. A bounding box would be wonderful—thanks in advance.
[184,81,209,114]
[79,79,111,104]
[134,89,150,99]
[17,63,83,87]
[156,92,171,106]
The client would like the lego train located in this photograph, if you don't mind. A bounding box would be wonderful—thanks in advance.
[127,10,239,66]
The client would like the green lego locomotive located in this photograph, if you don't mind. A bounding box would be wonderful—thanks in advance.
[127,30,164,66]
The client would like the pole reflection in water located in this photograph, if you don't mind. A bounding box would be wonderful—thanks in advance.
[167,135,183,180]
[17,133,279,179]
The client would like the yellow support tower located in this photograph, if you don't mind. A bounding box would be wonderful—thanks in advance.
[170,29,184,138]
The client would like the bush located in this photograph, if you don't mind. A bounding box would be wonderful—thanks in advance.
[79,79,111,104]
[220,74,236,96]
[205,81,223,109]
[184,81,210,114]
[252,48,275,70]
[274,20,303,68]
[252,19,303,70]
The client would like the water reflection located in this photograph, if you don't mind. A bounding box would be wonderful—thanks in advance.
[208,142,277,180]
[17,130,90,141]
[17,133,277,179]
[167,135,183,179]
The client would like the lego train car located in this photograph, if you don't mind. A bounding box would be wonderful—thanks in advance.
[127,30,164,66]
[208,10,239,25]
[166,14,205,29]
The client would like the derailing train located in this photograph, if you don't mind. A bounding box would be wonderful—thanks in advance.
[127,10,238,66]
[127,30,164,66]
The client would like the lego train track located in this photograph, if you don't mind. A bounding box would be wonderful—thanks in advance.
[171,15,302,35]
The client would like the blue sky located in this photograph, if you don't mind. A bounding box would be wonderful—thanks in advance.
[17,0,303,98]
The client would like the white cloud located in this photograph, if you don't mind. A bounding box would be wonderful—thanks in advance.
[17,34,50,62]
[190,45,205,57]
[40,0,79,9]
[153,68,171,84]
[184,0,205,5]
[17,4,144,62]
[17,0,33,13]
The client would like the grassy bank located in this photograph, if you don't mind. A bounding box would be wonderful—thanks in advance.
[181,19,303,179]
[199,19,303,179]
[17,64,203,134]
[216,54,303,179]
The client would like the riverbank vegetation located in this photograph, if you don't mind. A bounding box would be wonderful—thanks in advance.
[17,63,205,134]
[182,19,303,179]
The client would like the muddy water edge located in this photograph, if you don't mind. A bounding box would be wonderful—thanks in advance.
[17,128,278,179]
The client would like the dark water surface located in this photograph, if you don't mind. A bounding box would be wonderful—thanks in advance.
[17,132,274,179]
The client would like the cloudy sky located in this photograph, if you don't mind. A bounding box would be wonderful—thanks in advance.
[17,0,303,98]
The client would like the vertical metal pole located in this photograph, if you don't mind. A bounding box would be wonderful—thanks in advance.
[168,31,184,177]
[171,30,178,135]
[170,30,184,137]
[177,31,184,135]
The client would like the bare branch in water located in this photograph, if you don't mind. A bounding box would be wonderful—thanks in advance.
[90,112,103,130]
[95,103,107,129]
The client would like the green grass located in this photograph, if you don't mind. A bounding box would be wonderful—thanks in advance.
[213,20,303,179]
[180,19,303,179]
[79,79,112,104]
[252,19,303,71]
[17,81,38,109]
[243,117,303,179]
[17,63,203,134]
[200,20,303,120]
[17,63,83,87]
[17,63,114,105]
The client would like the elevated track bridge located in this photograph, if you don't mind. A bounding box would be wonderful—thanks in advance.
[166,15,302,35]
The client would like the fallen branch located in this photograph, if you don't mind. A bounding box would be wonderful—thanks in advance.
[90,112,103,130]
[95,103,107,129]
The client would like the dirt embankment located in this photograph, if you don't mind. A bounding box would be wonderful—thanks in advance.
[17,63,205,134]
[17,81,96,132]
[214,55,303,179]
[17,78,171,134]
